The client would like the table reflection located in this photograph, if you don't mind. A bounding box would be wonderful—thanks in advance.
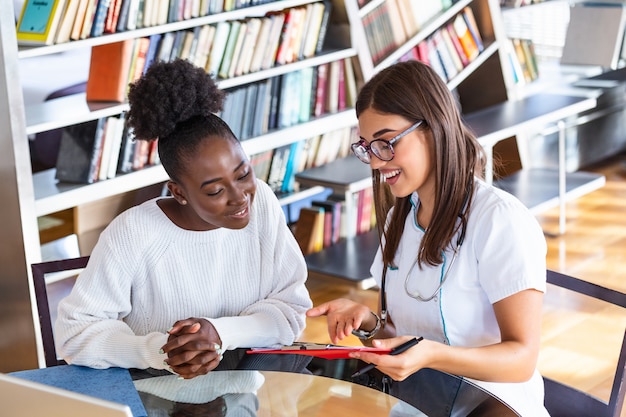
[129,349,518,417]
[135,371,261,417]
[134,369,423,416]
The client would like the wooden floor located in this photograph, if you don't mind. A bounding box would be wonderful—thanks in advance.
[301,151,626,407]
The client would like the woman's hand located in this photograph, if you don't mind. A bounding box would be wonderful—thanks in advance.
[161,318,223,379]
[350,336,429,381]
[306,298,374,344]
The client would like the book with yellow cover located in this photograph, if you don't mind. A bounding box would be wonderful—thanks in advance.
[16,0,68,45]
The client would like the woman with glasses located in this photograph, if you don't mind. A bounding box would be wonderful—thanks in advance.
[307,60,548,416]
[55,59,312,379]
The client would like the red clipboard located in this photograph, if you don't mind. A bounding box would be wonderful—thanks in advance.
[246,342,391,359]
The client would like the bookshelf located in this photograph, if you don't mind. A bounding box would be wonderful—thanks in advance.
[0,0,609,373]
[304,227,379,289]
[291,0,518,248]
[295,154,371,238]
[292,0,606,286]
[347,0,519,108]
[0,0,363,371]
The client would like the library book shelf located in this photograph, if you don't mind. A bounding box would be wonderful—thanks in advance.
[0,0,606,372]
[1,0,364,371]
[294,0,606,288]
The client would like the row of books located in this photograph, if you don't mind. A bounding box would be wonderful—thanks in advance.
[363,3,482,70]
[220,57,358,141]
[397,8,484,83]
[15,0,286,45]
[294,186,375,255]
[360,0,457,65]
[55,112,160,184]
[250,126,355,194]
[364,0,452,51]
[506,37,539,85]
[84,2,333,102]
[56,64,356,185]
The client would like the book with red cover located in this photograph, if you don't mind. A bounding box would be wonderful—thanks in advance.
[313,62,328,117]
[415,40,429,65]
[445,23,469,67]
[247,343,390,359]
[86,39,135,102]
[274,7,296,65]
[104,0,122,33]
[336,57,346,111]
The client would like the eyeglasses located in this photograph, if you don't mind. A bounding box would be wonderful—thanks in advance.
[351,120,424,164]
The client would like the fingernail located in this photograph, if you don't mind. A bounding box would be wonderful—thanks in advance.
[177,376,184,380]
[159,349,164,354]
[163,360,168,366]
[218,354,223,362]
[213,343,221,350]
[167,326,173,332]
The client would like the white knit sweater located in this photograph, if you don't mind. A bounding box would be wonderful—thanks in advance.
[55,179,312,371]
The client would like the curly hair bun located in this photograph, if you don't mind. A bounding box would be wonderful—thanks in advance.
[127,59,225,141]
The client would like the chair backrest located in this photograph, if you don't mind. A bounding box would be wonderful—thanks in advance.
[544,270,626,417]
[31,256,90,367]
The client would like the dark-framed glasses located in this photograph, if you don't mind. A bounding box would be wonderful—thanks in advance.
[351,120,424,164]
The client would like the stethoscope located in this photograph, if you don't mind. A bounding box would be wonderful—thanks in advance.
[379,187,470,325]
[403,224,465,302]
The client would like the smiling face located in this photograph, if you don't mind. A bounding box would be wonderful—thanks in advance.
[358,109,436,200]
[167,137,257,231]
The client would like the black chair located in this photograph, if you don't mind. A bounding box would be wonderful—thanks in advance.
[543,270,626,417]
[31,256,90,367]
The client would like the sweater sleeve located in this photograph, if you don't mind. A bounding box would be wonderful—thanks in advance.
[55,223,170,370]
[208,180,312,350]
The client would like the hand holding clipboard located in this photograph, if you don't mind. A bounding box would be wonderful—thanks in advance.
[351,337,424,377]
[246,337,423,367]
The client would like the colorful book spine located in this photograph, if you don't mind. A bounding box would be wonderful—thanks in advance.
[462,7,484,52]
[90,0,112,37]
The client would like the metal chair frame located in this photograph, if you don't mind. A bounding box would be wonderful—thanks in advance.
[544,270,626,417]
[31,256,90,367]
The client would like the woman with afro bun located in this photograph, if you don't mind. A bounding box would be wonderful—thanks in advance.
[55,59,312,379]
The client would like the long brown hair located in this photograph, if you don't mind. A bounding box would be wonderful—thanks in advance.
[355,60,486,267]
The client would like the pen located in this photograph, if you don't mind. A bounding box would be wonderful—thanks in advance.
[351,336,424,378]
